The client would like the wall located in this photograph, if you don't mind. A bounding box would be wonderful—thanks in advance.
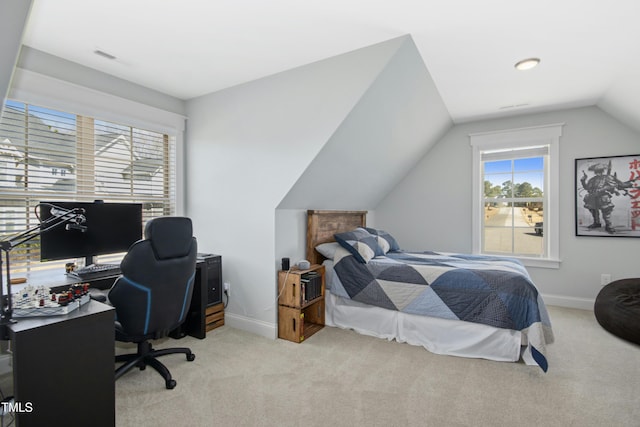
[278,36,451,210]
[185,36,410,338]
[375,106,640,308]
[275,35,451,271]
[0,0,32,112]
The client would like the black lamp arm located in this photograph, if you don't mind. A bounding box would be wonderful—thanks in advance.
[0,203,87,327]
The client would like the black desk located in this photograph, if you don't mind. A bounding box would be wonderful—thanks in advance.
[67,259,213,340]
[10,268,119,292]
[14,260,211,340]
[8,301,115,427]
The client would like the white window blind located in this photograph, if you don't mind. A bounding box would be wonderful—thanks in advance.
[0,100,176,274]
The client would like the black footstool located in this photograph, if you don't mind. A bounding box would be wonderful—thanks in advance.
[594,278,640,345]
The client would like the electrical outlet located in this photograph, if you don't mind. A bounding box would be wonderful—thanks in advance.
[224,282,230,296]
[601,274,611,286]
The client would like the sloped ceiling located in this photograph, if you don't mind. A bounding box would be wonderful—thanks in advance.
[279,36,451,210]
[17,0,640,131]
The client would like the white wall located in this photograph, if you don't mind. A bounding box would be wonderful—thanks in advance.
[185,37,408,338]
[374,106,640,309]
[0,0,32,112]
[278,36,451,210]
[274,36,451,269]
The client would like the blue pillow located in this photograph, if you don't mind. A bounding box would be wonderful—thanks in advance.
[364,227,400,252]
[334,228,383,263]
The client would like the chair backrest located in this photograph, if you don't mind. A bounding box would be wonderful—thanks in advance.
[108,216,197,340]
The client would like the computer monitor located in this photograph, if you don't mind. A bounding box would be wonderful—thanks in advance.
[39,201,143,265]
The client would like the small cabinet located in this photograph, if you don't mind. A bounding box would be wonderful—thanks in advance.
[277,264,325,343]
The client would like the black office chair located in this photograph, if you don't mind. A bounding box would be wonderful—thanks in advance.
[108,216,198,389]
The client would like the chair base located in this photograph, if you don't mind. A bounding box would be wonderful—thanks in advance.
[115,341,196,389]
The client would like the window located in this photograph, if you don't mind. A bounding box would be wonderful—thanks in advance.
[0,100,177,274]
[470,124,562,268]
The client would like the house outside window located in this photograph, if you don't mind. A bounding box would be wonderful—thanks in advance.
[0,100,176,273]
[470,124,562,269]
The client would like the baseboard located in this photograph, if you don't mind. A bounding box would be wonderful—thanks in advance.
[542,293,595,311]
[224,312,277,340]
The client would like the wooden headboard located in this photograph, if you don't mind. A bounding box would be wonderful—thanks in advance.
[306,210,367,265]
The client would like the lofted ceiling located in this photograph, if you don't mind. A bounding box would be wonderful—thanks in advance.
[20,0,640,125]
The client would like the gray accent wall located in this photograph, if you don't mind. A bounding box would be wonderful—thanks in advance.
[374,106,640,308]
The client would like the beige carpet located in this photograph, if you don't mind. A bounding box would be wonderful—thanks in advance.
[115,306,639,427]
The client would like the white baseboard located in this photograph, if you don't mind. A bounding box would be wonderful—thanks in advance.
[224,312,277,340]
[542,293,595,311]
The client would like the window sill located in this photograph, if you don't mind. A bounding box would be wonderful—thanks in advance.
[474,252,561,269]
[517,257,561,269]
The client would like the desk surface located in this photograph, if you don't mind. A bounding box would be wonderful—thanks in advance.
[8,299,114,333]
[9,268,119,294]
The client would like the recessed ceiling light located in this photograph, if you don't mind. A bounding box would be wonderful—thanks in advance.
[514,58,540,71]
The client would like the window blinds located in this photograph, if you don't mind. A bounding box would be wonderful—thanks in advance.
[0,100,176,273]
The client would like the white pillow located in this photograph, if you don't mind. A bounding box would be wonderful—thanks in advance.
[315,242,342,260]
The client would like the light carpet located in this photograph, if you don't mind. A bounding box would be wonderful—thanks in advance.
[115,306,639,427]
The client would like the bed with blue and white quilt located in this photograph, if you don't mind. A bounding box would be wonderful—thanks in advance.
[310,220,555,372]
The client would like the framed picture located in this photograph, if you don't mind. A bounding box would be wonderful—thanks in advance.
[575,154,640,237]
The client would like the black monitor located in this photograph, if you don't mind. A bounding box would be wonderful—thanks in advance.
[39,201,143,265]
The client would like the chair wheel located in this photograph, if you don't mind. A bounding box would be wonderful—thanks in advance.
[187,353,195,362]
[166,379,177,389]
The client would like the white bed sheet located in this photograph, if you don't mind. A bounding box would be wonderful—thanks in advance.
[323,260,526,364]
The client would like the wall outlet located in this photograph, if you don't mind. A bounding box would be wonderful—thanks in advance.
[224,282,230,296]
[601,274,611,286]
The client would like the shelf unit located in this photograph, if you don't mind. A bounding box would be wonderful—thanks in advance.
[277,264,325,343]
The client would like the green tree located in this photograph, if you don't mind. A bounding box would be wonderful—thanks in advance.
[515,182,534,197]
[501,180,513,197]
[484,180,502,197]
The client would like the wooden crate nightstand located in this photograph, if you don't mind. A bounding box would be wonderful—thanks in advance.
[277,264,325,343]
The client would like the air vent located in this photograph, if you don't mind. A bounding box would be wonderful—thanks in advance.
[94,50,116,60]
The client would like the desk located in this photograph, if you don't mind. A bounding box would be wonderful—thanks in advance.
[10,268,119,293]
[11,255,210,339]
[8,301,115,427]
[13,259,212,340]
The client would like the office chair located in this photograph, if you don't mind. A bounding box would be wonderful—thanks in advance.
[108,216,198,389]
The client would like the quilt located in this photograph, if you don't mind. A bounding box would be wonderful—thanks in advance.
[330,248,555,371]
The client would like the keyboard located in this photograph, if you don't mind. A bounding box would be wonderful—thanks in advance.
[69,263,121,281]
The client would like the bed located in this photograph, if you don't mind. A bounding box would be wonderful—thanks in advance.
[306,210,554,371]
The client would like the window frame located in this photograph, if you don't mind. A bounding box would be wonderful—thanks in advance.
[7,69,186,212]
[2,69,186,273]
[470,124,563,269]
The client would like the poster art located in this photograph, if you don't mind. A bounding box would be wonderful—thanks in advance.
[575,154,640,237]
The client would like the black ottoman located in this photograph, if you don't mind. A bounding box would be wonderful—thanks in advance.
[594,278,640,345]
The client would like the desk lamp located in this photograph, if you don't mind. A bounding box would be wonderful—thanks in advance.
[0,203,87,337]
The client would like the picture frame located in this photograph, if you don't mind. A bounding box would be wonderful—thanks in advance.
[575,154,640,237]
